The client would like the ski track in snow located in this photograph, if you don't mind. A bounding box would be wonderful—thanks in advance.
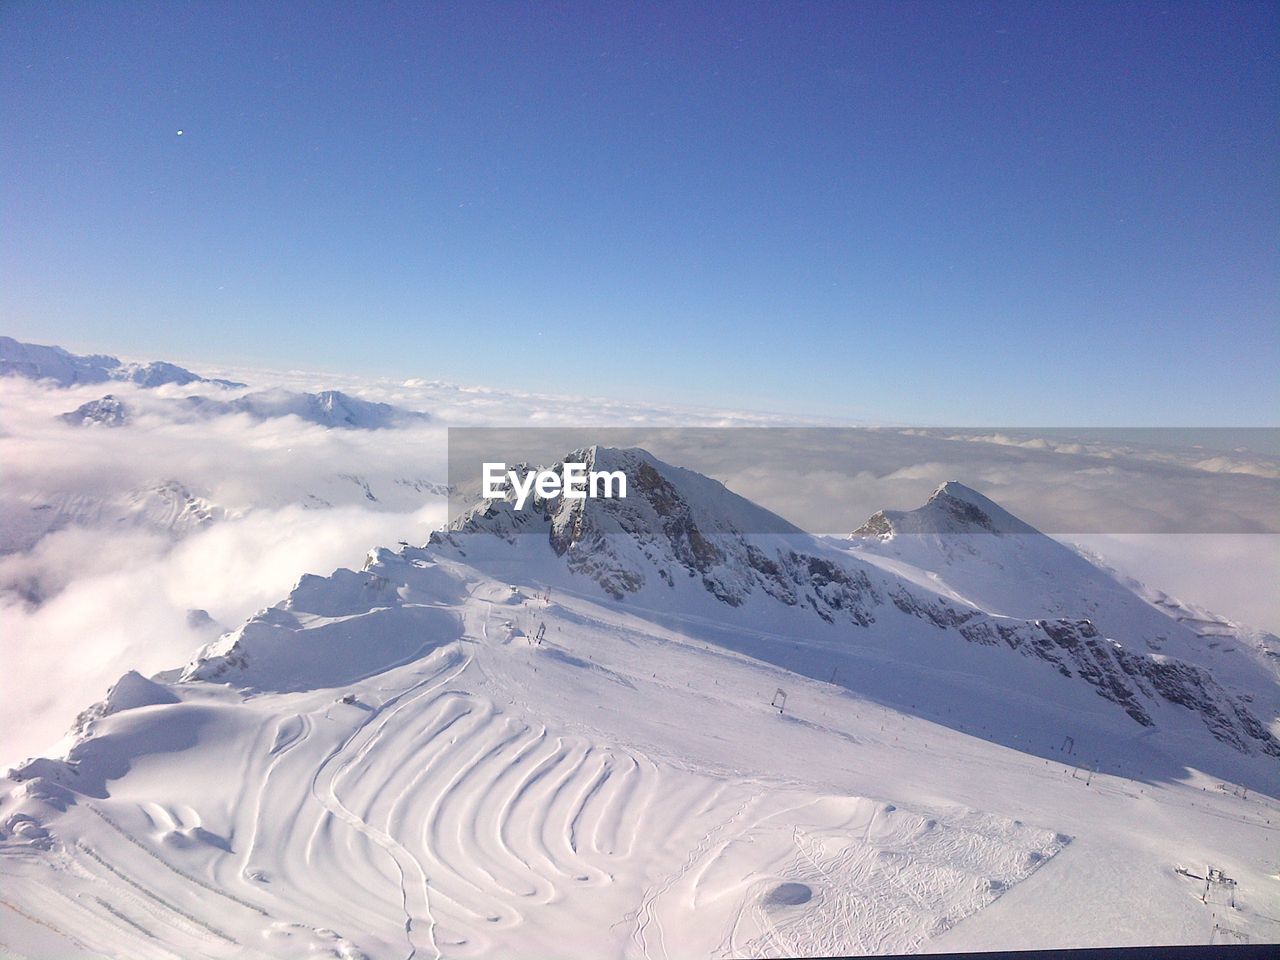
[307,647,476,960]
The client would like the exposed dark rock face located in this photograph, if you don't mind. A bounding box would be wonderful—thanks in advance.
[851,511,893,538]
[892,580,1278,755]
[931,491,997,531]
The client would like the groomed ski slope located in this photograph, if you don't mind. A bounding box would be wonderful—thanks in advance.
[3,555,1278,959]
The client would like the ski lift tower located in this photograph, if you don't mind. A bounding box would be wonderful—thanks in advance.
[1204,867,1237,908]
[771,688,787,715]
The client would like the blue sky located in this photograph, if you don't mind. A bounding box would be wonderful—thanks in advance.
[3,1,1276,424]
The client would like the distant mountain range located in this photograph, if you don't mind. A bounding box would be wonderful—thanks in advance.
[1,336,245,388]
[60,388,430,430]
[0,336,431,430]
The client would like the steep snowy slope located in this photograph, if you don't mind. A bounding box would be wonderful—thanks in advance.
[845,481,1280,710]
[2,448,1277,959]
[0,337,244,389]
[1079,542,1280,667]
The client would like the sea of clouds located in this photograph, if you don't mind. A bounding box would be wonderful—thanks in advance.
[1,359,1276,765]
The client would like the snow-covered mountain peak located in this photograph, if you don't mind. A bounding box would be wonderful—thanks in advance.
[565,443,799,534]
[59,394,130,427]
[845,479,1280,722]
[450,445,800,550]
[929,479,996,511]
[440,445,824,606]
[854,480,1038,539]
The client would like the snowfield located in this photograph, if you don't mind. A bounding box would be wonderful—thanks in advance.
[2,446,1278,958]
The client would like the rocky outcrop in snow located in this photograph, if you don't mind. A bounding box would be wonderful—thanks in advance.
[59,394,130,427]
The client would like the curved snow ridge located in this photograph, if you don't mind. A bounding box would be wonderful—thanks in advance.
[291,684,661,955]
[182,599,465,693]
